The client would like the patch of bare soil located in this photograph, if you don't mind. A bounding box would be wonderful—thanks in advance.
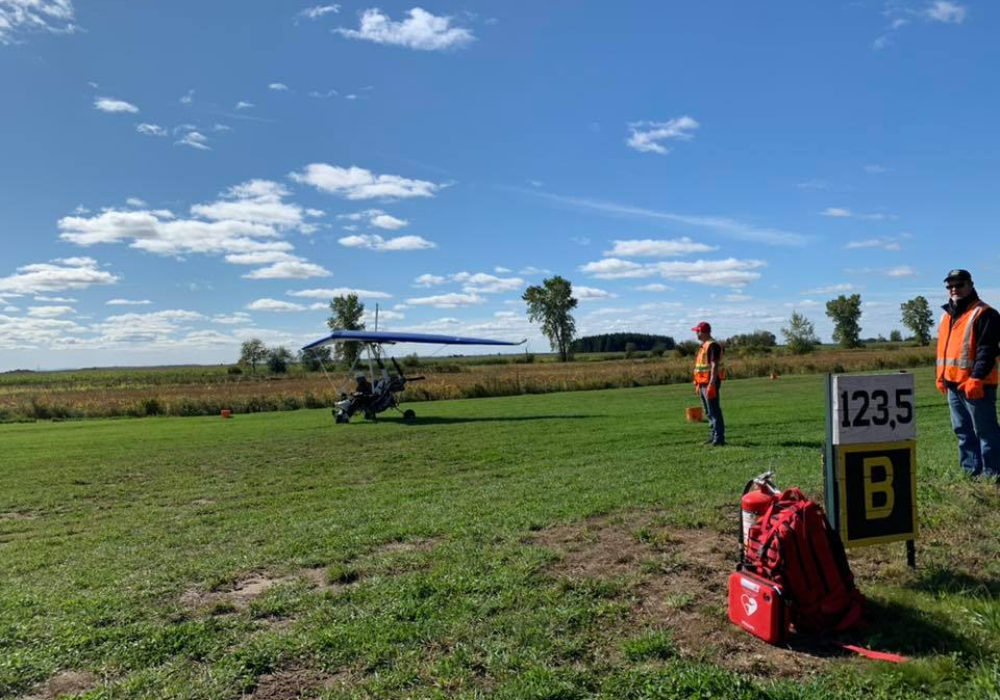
[181,573,299,612]
[241,668,362,700]
[1,511,37,520]
[21,670,98,699]
[535,514,834,679]
[374,538,439,556]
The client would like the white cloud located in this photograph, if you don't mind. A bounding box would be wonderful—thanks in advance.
[88,310,206,346]
[581,257,765,287]
[106,298,151,306]
[634,283,672,292]
[290,163,442,200]
[804,283,855,295]
[298,4,340,20]
[451,272,524,294]
[363,308,404,323]
[845,237,902,251]
[94,97,139,114]
[125,197,147,208]
[926,1,966,23]
[724,294,752,302]
[606,237,717,257]
[821,207,895,221]
[268,82,289,91]
[0,257,117,294]
[287,287,392,299]
[0,0,77,45]
[531,192,807,246]
[136,123,167,137]
[235,101,255,110]
[821,207,852,218]
[58,183,328,279]
[192,180,315,230]
[579,258,651,279]
[519,266,552,276]
[176,130,210,150]
[27,305,74,318]
[180,89,195,104]
[243,261,330,279]
[406,292,485,308]
[626,116,698,154]
[575,286,615,301]
[335,7,475,51]
[796,180,829,190]
[212,313,251,325]
[246,298,307,312]
[494,266,512,274]
[337,208,409,230]
[413,274,446,287]
[338,233,436,251]
[0,314,83,350]
[33,295,76,302]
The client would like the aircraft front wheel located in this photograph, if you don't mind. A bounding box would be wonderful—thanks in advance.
[403,409,416,421]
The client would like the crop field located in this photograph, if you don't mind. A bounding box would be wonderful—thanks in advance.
[0,346,935,421]
[2,366,999,699]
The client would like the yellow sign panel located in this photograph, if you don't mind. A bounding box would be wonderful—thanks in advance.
[836,441,917,547]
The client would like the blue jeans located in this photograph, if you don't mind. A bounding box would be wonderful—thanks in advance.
[947,384,1000,478]
[699,383,725,444]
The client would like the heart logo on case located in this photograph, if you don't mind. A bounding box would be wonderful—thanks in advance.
[741,593,758,616]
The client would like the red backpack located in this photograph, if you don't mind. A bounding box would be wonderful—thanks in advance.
[743,487,864,634]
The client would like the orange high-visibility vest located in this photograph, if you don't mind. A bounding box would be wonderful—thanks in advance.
[693,340,726,386]
[937,301,999,385]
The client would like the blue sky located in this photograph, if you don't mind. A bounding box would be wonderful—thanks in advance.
[1,0,996,370]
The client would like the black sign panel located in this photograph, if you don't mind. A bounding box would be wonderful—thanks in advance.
[836,441,917,547]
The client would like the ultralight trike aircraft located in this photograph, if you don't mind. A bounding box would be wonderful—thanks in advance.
[301,330,525,423]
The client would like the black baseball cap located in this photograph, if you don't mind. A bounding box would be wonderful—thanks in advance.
[943,269,972,283]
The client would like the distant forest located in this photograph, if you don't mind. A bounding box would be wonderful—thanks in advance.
[571,333,676,353]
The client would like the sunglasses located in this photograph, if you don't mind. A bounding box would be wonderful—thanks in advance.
[946,282,968,290]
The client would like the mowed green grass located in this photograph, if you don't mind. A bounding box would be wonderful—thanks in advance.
[2,367,999,699]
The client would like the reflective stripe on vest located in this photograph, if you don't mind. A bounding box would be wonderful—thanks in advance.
[936,301,998,385]
[693,340,726,385]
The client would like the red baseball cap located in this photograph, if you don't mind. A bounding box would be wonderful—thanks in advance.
[691,321,712,333]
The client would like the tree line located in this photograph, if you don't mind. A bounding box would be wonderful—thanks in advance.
[236,281,938,371]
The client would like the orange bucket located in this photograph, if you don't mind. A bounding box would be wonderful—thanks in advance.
[220,409,232,419]
[686,406,704,422]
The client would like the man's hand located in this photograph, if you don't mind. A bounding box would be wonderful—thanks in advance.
[960,378,985,400]
[706,383,718,400]
[694,382,700,395]
[936,377,947,395]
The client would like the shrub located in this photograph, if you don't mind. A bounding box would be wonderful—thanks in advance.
[227,366,243,376]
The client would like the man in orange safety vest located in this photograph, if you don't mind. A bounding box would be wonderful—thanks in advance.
[692,321,726,446]
[937,269,1000,480]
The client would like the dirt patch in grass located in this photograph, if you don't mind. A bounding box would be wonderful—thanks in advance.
[21,670,99,699]
[241,667,362,699]
[181,565,360,614]
[1,511,37,521]
[535,514,834,679]
[374,537,439,556]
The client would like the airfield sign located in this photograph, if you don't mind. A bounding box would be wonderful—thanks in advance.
[824,373,918,563]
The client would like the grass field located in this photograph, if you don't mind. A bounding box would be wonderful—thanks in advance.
[2,366,999,699]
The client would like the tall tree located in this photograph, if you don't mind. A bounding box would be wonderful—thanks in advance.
[900,295,934,346]
[328,294,366,367]
[826,294,863,348]
[523,275,578,362]
[299,345,333,372]
[267,346,293,374]
[782,312,819,354]
[239,338,267,375]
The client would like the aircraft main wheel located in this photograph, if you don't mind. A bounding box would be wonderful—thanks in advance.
[364,410,376,421]
[403,409,416,421]
[335,411,349,424]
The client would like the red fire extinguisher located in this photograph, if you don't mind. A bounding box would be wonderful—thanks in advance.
[741,471,779,557]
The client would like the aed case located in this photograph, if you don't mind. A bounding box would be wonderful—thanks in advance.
[728,571,789,644]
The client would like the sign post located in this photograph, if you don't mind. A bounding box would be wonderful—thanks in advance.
[823,372,917,567]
